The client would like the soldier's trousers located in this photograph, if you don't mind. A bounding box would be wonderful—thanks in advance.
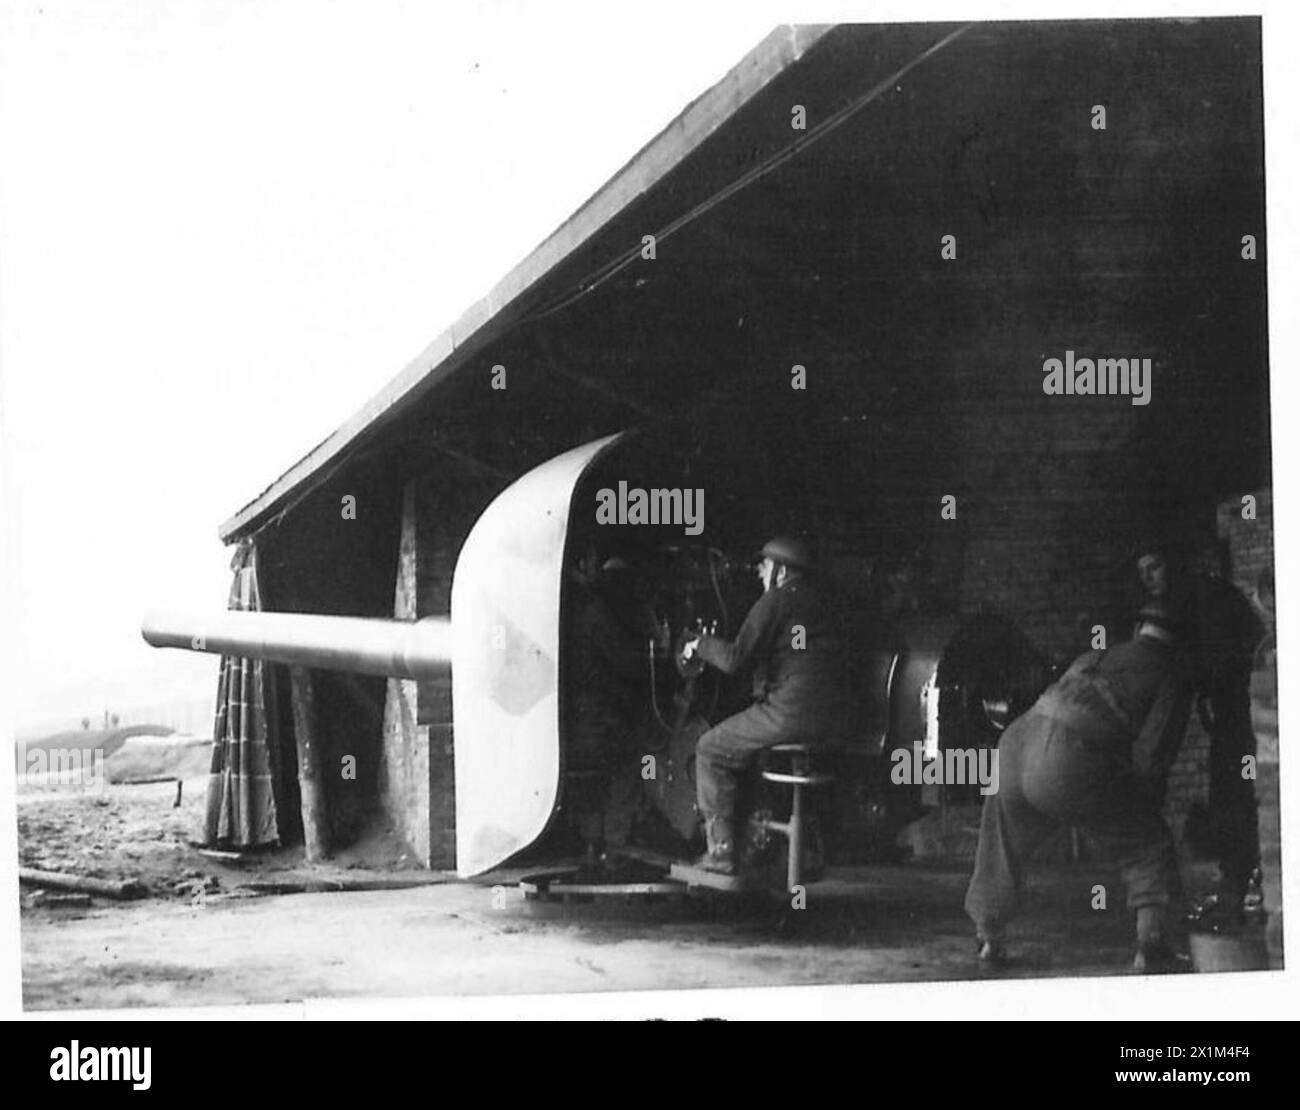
[1207,675,1259,897]
[964,711,1181,938]
[568,702,642,849]
[696,699,837,823]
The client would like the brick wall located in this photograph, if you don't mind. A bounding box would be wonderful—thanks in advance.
[1218,487,1273,606]
[1163,714,1212,844]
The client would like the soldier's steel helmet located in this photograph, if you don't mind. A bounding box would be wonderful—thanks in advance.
[760,536,816,570]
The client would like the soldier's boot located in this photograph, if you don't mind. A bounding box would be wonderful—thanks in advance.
[974,926,1008,967]
[693,816,737,875]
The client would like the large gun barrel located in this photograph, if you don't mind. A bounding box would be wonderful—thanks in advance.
[142,610,452,681]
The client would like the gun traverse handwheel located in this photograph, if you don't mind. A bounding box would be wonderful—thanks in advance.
[675,629,705,679]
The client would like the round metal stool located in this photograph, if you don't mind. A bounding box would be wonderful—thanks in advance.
[759,743,837,891]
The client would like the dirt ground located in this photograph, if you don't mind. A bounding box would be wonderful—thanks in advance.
[17,768,425,905]
[16,765,1242,1012]
[23,855,1223,1011]
[18,777,219,900]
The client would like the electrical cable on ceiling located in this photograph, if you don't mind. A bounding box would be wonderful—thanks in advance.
[522,23,973,325]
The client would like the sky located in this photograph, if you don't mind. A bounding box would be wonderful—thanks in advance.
[1,0,1296,736]
[0,0,780,730]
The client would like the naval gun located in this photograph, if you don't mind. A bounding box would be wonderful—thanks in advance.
[141,610,453,680]
[145,431,1041,882]
[142,431,764,882]
[142,434,625,878]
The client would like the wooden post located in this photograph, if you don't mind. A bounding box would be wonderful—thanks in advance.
[290,665,329,862]
[20,869,148,900]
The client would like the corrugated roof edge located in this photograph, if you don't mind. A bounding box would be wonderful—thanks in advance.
[219,22,835,543]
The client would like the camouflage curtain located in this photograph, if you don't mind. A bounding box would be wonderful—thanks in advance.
[203,541,280,847]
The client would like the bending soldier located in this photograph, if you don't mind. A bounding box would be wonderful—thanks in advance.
[965,601,1194,971]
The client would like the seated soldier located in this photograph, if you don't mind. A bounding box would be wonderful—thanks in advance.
[680,536,853,875]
